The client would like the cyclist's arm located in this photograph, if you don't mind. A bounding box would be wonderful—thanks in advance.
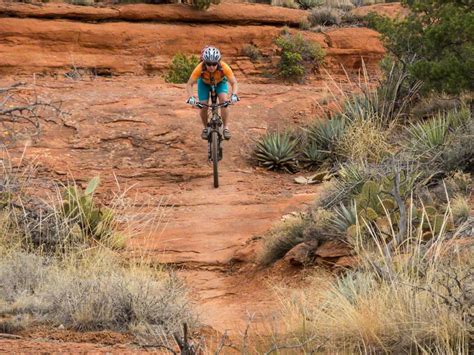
[187,63,203,98]
[186,77,197,98]
[222,62,238,96]
[228,75,238,96]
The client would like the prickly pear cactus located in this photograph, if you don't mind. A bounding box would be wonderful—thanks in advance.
[61,176,115,241]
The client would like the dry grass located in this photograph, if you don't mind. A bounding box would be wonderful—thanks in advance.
[0,150,194,345]
[336,117,391,163]
[280,210,473,353]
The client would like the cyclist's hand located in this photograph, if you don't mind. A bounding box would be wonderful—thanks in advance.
[230,94,240,104]
[186,96,197,106]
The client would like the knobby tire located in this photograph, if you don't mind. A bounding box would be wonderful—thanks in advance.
[211,131,219,188]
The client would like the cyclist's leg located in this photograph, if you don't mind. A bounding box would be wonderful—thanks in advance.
[197,78,210,128]
[216,79,229,130]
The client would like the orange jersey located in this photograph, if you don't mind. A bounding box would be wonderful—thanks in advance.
[190,61,234,85]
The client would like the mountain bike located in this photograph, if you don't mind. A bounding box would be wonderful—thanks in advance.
[192,86,234,188]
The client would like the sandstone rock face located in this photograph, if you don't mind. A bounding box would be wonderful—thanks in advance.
[0,2,308,25]
[315,240,352,258]
[0,2,385,77]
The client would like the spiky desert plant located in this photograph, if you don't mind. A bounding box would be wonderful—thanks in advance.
[407,115,450,161]
[305,117,346,154]
[301,141,328,170]
[61,177,116,242]
[330,201,357,233]
[255,131,299,173]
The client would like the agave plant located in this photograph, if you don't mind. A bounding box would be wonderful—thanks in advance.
[301,141,328,170]
[305,117,346,152]
[255,131,299,173]
[330,201,357,233]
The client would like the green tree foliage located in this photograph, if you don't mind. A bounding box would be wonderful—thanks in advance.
[275,32,325,82]
[368,0,474,95]
[165,53,199,84]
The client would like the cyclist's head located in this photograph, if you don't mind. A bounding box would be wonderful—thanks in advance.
[202,46,221,67]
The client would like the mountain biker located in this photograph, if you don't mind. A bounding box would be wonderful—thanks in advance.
[186,46,239,140]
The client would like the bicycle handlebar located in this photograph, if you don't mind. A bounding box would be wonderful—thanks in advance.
[192,101,233,109]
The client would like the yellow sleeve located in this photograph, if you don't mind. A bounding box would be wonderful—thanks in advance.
[221,62,235,80]
[190,62,203,81]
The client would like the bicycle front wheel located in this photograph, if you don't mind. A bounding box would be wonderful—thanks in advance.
[211,130,219,188]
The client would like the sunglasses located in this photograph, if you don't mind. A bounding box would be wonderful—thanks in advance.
[205,62,219,66]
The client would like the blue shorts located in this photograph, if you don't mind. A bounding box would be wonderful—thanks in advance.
[197,78,228,101]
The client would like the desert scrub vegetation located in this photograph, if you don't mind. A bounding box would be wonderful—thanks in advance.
[0,155,194,347]
[241,44,262,62]
[275,31,325,82]
[164,53,199,84]
[282,220,473,353]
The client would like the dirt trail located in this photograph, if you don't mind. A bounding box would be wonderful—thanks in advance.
[2,75,327,344]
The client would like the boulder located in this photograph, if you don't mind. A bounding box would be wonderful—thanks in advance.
[284,240,319,266]
[315,240,352,258]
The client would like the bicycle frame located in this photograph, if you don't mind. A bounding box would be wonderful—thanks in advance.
[192,86,232,187]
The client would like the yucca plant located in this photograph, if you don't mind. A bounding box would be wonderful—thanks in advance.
[445,106,471,130]
[407,115,449,160]
[255,131,299,173]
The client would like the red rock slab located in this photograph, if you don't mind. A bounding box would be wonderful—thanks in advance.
[315,240,352,258]
[0,2,308,26]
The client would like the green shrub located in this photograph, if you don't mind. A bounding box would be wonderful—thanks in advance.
[275,33,325,82]
[254,131,299,173]
[164,53,199,84]
[407,115,450,157]
[367,1,474,95]
[308,7,342,26]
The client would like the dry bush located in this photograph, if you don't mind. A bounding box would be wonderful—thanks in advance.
[242,44,262,62]
[271,0,300,8]
[323,0,354,10]
[282,217,473,353]
[336,118,390,163]
[258,214,306,265]
[451,195,470,224]
[308,6,342,26]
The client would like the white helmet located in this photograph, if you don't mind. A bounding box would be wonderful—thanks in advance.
[202,46,221,63]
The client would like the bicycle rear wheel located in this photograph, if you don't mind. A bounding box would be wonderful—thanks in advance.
[211,130,219,188]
